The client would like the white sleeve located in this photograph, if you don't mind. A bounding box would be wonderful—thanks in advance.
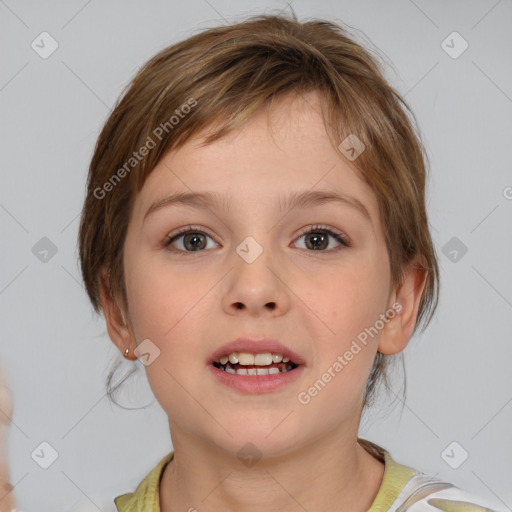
[388,474,504,512]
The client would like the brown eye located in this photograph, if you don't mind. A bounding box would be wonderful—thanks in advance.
[304,232,329,250]
[293,225,350,252]
[180,232,207,251]
[165,227,217,253]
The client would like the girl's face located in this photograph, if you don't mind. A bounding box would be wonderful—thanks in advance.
[118,91,398,456]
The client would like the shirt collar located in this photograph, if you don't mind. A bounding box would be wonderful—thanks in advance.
[114,439,418,511]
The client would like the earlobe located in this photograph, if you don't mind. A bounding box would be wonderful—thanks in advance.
[377,257,428,355]
[98,268,135,357]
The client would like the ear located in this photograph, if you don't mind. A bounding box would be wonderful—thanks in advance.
[98,268,137,360]
[377,256,428,355]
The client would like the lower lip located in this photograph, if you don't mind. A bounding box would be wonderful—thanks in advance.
[207,363,305,393]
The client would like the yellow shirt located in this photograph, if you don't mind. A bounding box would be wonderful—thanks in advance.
[114,438,498,511]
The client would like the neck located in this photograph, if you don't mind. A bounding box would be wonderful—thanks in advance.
[159,428,384,512]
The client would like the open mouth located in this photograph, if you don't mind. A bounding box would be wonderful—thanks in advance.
[212,352,300,375]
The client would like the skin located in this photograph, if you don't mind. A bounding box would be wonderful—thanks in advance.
[0,368,15,512]
[101,90,427,512]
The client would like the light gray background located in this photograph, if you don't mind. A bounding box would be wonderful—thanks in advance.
[1,1,511,511]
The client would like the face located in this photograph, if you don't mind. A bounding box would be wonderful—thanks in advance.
[118,91,396,457]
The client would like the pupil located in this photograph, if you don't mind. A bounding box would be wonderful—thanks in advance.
[185,233,206,251]
[307,233,327,250]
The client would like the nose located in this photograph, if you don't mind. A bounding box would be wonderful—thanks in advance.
[221,242,291,317]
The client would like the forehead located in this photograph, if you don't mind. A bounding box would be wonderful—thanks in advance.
[133,91,380,232]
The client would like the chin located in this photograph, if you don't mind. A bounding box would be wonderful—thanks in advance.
[208,423,301,460]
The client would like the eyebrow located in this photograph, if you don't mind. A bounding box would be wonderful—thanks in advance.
[143,189,371,223]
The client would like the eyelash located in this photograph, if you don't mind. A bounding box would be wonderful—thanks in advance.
[163,224,351,255]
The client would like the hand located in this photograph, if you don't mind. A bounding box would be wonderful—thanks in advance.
[0,367,15,512]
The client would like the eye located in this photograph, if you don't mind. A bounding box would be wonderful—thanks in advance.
[292,225,350,252]
[163,224,351,255]
[164,226,218,254]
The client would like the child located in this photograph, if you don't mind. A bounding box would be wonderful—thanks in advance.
[76,11,500,512]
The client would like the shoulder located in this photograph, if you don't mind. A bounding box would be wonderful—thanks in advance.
[389,472,503,512]
[114,451,175,511]
[358,439,502,512]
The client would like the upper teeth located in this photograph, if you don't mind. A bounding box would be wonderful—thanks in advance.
[219,352,290,365]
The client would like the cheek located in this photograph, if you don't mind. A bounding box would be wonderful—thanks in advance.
[124,265,209,417]
[124,249,199,341]
[306,258,388,343]
[123,247,212,353]
[301,255,388,403]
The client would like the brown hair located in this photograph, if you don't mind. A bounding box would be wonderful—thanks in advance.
[78,10,439,409]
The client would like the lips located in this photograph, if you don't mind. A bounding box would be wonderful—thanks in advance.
[208,337,306,366]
